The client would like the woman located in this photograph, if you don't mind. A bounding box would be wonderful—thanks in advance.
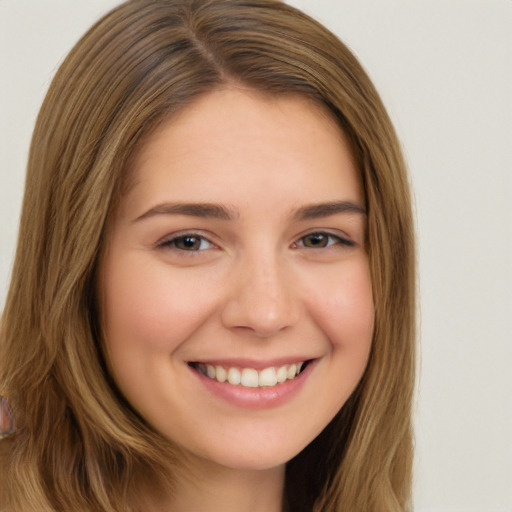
[0,0,415,510]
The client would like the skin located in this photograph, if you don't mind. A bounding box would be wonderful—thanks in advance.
[100,87,374,511]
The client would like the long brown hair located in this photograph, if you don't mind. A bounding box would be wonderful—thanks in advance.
[0,1,415,510]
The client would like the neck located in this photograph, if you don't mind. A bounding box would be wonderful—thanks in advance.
[141,457,286,512]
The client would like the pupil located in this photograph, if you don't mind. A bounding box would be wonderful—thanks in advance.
[179,236,199,250]
[306,233,327,247]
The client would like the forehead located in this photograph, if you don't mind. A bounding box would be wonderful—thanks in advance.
[120,87,362,218]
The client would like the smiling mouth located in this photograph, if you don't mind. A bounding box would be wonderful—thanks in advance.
[189,361,311,388]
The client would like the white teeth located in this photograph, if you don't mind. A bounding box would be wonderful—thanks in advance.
[196,362,306,388]
[258,367,278,387]
[287,364,297,379]
[215,366,227,382]
[276,365,288,383]
[241,368,259,387]
[227,367,241,385]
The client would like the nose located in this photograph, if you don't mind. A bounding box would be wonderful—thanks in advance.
[220,253,301,338]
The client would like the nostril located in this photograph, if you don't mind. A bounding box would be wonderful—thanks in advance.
[221,297,300,338]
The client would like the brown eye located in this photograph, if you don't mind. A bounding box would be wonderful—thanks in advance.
[159,234,214,252]
[296,232,355,249]
[175,235,203,251]
[302,233,330,248]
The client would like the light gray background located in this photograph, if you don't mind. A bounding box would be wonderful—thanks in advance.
[1,1,511,510]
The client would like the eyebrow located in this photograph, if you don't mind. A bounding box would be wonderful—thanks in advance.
[133,202,238,222]
[292,201,366,221]
[133,200,366,223]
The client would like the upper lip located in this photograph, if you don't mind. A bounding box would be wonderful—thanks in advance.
[188,357,315,370]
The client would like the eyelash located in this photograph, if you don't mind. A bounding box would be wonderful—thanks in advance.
[157,233,216,252]
[156,231,355,253]
[293,232,355,249]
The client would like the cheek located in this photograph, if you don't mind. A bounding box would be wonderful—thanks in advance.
[305,258,374,352]
[101,254,220,358]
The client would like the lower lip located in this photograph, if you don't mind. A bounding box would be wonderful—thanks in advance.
[190,361,316,410]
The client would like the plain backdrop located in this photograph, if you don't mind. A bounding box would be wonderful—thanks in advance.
[1,1,511,510]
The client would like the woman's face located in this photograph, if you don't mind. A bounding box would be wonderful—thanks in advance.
[100,88,374,471]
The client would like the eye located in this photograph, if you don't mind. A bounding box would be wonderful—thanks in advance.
[296,232,354,249]
[158,233,215,252]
